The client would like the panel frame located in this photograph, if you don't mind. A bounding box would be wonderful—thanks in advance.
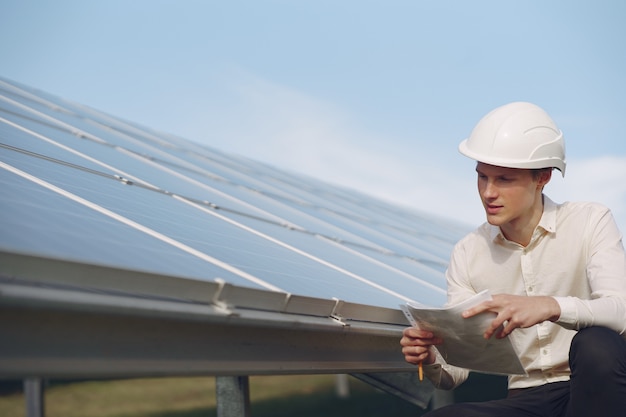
[0,254,414,379]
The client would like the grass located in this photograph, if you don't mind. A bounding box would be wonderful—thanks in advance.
[0,375,426,417]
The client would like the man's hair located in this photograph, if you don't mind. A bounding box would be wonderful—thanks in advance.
[532,167,553,180]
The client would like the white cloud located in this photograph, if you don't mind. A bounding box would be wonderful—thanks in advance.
[194,72,626,234]
[548,156,626,232]
[196,72,483,225]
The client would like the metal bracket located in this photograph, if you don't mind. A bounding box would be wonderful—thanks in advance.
[212,278,236,316]
[330,297,349,327]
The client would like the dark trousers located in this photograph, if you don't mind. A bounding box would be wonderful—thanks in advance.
[424,326,626,417]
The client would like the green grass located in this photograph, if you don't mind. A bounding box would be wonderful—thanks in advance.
[0,375,426,417]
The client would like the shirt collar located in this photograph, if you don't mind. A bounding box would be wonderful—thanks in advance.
[489,194,558,242]
[540,195,558,234]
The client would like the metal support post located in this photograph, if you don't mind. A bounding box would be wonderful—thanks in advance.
[335,374,350,398]
[431,388,454,410]
[24,378,45,417]
[216,376,250,417]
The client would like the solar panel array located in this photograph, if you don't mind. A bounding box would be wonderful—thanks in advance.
[0,76,469,322]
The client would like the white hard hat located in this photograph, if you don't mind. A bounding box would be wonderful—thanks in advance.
[459,102,566,176]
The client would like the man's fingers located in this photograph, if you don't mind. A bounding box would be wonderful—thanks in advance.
[484,314,507,339]
[402,346,431,365]
[462,300,493,318]
[497,320,518,339]
[401,335,442,347]
[402,345,428,356]
[403,327,434,339]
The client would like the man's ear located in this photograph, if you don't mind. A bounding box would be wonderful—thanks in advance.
[538,168,553,187]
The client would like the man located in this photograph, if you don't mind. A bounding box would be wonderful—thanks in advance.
[401,102,626,416]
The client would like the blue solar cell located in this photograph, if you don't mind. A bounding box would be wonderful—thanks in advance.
[0,78,466,312]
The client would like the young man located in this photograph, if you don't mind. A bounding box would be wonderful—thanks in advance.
[401,102,626,416]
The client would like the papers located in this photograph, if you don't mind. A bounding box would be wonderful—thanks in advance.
[401,290,526,376]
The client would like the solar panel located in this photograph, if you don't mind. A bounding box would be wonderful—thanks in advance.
[0,77,469,408]
[0,77,468,310]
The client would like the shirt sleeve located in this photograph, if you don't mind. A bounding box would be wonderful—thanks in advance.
[422,238,475,390]
[423,348,470,390]
[555,207,626,335]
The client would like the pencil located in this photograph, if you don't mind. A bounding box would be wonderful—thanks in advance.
[418,361,423,381]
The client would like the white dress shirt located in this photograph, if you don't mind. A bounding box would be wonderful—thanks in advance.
[424,196,626,390]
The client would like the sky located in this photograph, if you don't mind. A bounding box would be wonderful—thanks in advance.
[1,0,625,232]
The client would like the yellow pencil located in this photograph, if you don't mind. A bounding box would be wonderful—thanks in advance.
[418,361,423,381]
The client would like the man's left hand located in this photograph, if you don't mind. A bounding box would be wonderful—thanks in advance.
[462,294,561,339]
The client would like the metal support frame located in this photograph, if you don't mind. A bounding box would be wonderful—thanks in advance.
[431,388,454,410]
[1,272,436,415]
[334,374,350,398]
[0,304,415,378]
[216,376,250,417]
[24,378,45,417]
[352,371,433,408]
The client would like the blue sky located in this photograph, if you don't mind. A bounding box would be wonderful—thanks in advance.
[1,0,625,232]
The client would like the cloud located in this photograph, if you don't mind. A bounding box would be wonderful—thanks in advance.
[193,71,626,233]
[195,71,481,224]
[548,156,626,232]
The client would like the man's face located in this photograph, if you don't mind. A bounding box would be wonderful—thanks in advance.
[475,162,548,228]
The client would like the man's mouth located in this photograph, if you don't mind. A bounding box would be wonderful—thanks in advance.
[486,204,502,215]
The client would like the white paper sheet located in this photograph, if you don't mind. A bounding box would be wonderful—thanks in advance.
[401,290,526,375]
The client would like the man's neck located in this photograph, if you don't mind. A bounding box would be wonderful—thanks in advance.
[500,195,545,247]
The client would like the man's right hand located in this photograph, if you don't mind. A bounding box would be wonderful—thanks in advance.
[400,327,442,365]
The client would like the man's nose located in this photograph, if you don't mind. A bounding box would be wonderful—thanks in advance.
[482,180,498,199]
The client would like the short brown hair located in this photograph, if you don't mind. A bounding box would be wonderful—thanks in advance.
[531,167,553,180]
